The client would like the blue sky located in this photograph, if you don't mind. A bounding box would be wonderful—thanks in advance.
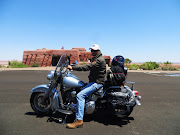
[0,0,180,62]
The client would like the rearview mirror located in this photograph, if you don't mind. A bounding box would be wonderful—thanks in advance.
[75,60,79,65]
[67,59,69,63]
[71,60,79,66]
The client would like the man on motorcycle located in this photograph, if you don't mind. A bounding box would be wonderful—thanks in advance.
[66,44,106,129]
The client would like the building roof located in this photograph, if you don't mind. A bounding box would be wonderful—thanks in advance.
[72,48,86,52]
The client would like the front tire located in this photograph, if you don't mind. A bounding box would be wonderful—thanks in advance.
[30,92,52,115]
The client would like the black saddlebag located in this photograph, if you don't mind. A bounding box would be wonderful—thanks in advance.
[107,87,135,107]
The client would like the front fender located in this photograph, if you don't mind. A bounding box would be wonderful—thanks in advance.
[30,84,49,93]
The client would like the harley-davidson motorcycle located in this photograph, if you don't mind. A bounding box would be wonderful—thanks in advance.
[30,54,141,123]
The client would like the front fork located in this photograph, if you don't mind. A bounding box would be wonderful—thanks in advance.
[51,90,61,111]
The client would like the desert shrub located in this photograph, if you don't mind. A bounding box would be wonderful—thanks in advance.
[168,66,178,71]
[82,61,86,65]
[164,61,172,65]
[8,60,28,68]
[158,66,179,71]
[31,61,39,67]
[0,64,6,68]
[139,62,160,70]
[127,64,139,70]
[125,58,132,66]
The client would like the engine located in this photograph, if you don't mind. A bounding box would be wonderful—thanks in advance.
[62,88,97,114]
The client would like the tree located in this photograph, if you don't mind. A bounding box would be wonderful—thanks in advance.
[164,61,172,65]
[125,58,132,65]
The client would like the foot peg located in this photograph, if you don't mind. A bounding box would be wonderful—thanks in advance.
[57,109,73,115]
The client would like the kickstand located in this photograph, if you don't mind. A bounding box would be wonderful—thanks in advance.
[47,113,54,122]
[126,116,130,123]
[62,115,68,124]
[59,114,68,125]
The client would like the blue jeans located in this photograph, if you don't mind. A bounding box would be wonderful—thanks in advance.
[76,82,103,120]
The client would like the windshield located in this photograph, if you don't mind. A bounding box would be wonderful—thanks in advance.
[54,54,68,73]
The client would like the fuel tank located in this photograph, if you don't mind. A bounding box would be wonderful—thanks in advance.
[63,74,84,91]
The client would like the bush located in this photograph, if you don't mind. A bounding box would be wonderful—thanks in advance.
[168,66,178,71]
[164,61,172,65]
[125,58,132,66]
[81,61,87,65]
[0,65,6,68]
[31,61,40,67]
[127,64,139,70]
[8,60,28,68]
[139,62,160,70]
[0,64,6,68]
[157,66,179,71]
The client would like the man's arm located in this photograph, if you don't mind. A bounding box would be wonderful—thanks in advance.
[67,59,101,71]
[72,63,92,71]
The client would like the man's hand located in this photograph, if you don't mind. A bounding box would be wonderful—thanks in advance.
[67,65,73,70]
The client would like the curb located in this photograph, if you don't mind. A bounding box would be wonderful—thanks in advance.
[1,67,180,73]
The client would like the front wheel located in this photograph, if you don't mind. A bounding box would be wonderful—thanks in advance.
[30,92,52,115]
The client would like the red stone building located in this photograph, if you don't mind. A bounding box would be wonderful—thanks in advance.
[22,47,111,67]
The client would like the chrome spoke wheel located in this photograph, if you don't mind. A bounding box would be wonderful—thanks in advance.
[30,92,52,115]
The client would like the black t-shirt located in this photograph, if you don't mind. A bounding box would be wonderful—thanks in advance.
[107,65,126,86]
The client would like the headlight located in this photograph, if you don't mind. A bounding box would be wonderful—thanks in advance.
[47,70,55,80]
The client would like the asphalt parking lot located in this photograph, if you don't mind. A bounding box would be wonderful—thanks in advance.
[0,70,180,135]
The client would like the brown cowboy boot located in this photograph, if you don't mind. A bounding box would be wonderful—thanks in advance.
[66,119,83,129]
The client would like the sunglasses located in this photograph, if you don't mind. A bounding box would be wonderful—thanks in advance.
[91,50,98,52]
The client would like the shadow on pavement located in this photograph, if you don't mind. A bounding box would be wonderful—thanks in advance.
[25,111,134,127]
[84,110,134,127]
[25,112,69,123]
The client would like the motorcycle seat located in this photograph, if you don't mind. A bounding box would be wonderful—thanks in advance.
[108,86,122,89]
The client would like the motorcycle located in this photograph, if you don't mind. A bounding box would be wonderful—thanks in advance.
[30,54,141,123]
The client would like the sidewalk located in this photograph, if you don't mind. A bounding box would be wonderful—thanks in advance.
[1,67,180,73]
[0,67,55,71]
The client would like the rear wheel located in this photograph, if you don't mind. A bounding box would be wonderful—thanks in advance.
[30,92,52,115]
[107,102,134,118]
[114,106,134,118]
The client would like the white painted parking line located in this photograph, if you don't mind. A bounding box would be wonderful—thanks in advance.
[165,73,180,77]
[144,72,161,74]
[144,72,180,77]
[144,72,163,76]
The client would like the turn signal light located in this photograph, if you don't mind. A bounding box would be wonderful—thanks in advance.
[133,91,139,96]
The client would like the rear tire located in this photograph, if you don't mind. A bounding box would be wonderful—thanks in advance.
[114,106,134,118]
[30,92,52,115]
